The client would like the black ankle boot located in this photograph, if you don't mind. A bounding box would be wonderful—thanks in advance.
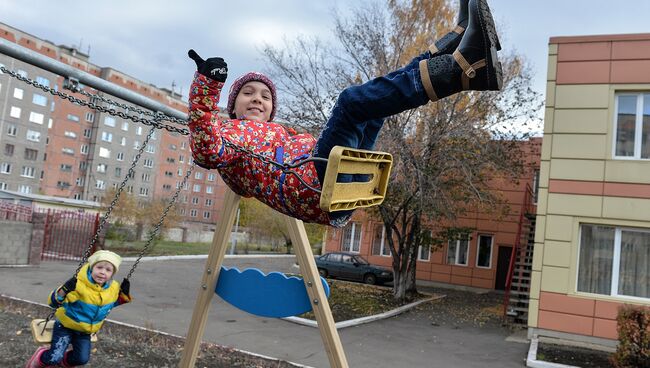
[429,0,469,56]
[419,0,502,101]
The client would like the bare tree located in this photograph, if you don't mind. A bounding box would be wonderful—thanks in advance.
[263,0,542,300]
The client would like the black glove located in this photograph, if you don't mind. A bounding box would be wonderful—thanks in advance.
[188,49,228,82]
[120,278,130,295]
[60,277,77,295]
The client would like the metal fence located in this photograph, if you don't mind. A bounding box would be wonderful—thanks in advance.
[0,202,32,222]
[41,209,100,261]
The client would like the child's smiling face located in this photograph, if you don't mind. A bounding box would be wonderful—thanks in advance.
[233,81,273,122]
[91,261,115,284]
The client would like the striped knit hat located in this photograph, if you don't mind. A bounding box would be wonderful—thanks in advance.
[227,72,277,121]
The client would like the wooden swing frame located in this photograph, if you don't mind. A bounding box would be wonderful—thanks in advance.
[179,146,392,368]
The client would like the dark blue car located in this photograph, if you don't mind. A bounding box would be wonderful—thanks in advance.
[315,252,393,285]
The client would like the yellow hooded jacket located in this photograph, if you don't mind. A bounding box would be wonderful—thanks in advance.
[48,263,131,334]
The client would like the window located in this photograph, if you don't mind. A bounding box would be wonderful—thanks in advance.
[205,198,212,206]
[85,112,94,122]
[179,155,185,163]
[32,94,47,106]
[16,69,27,78]
[101,131,113,142]
[0,182,7,190]
[143,158,154,168]
[56,181,70,189]
[136,126,143,135]
[13,88,23,99]
[75,177,85,186]
[83,129,92,138]
[6,124,17,136]
[341,222,362,253]
[21,166,35,178]
[62,147,74,155]
[207,173,216,181]
[67,114,80,122]
[190,209,198,217]
[418,243,431,261]
[116,152,124,161]
[169,144,177,150]
[99,147,111,158]
[192,197,199,204]
[447,237,469,266]
[64,131,77,138]
[60,164,73,172]
[121,121,129,131]
[4,144,14,157]
[29,112,44,124]
[19,185,32,194]
[104,116,116,127]
[139,187,149,196]
[35,76,50,87]
[95,180,106,190]
[96,164,107,173]
[193,184,201,192]
[24,148,38,161]
[80,144,89,155]
[195,172,203,180]
[10,106,21,118]
[181,141,186,150]
[177,168,183,176]
[142,173,151,182]
[206,186,213,194]
[371,224,391,256]
[1,162,11,174]
[614,93,650,159]
[145,144,155,153]
[114,167,122,177]
[476,235,493,268]
[133,140,140,149]
[203,211,211,219]
[578,224,649,299]
[79,161,88,170]
[26,130,41,142]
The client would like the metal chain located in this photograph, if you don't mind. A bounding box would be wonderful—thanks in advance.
[0,66,189,136]
[125,164,195,280]
[74,125,158,277]
[77,88,188,126]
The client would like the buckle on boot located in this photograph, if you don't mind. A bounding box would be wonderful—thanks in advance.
[453,50,475,79]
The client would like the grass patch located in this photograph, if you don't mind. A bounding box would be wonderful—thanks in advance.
[104,240,317,257]
[300,280,430,322]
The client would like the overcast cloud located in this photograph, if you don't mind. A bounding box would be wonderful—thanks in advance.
[2,1,650,104]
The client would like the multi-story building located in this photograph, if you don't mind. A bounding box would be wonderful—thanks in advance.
[0,22,228,231]
[528,32,650,347]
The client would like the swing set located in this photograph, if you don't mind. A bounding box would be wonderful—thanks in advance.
[1,40,393,368]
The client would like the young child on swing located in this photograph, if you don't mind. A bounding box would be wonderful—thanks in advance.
[26,250,132,368]
[188,0,501,227]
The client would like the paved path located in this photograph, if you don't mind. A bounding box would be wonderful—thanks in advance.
[1,256,529,367]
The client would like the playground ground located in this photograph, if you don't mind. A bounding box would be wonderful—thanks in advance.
[0,256,532,367]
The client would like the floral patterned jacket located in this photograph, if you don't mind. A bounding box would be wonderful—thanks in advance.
[188,73,347,227]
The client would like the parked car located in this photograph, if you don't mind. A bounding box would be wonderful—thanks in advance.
[315,252,393,285]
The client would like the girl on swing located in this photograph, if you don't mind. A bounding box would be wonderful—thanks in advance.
[188,0,501,227]
[26,251,132,368]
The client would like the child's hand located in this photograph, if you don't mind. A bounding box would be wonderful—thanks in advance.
[60,277,77,294]
[120,278,130,295]
[188,49,228,83]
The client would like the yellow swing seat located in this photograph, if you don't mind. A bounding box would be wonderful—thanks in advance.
[319,146,393,212]
[30,318,98,345]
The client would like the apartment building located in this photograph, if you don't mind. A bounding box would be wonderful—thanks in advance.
[529,33,650,346]
[0,22,228,230]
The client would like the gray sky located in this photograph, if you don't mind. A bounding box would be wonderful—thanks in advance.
[1,0,650,107]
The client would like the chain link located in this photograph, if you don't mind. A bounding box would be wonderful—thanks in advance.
[126,164,195,280]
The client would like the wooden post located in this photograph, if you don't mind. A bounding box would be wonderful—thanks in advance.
[179,189,241,368]
[284,215,349,368]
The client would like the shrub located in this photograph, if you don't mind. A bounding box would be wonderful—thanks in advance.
[610,305,650,368]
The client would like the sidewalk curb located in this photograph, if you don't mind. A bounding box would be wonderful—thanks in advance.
[526,336,580,368]
[283,294,443,329]
[1,294,314,368]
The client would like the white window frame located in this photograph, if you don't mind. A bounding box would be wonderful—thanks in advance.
[10,106,21,118]
[6,124,17,136]
[99,147,111,158]
[29,112,44,125]
[20,166,35,178]
[13,88,23,99]
[32,93,47,106]
[104,116,116,127]
[475,234,494,269]
[613,93,650,160]
[1,162,11,174]
[577,224,650,301]
[447,237,470,266]
[341,222,362,253]
[26,130,41,142]
[101,131,113,142]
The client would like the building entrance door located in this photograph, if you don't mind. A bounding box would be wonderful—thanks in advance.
[494,246,512,290]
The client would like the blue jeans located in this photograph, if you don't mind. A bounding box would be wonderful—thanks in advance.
[41,320,91,366]
[313,51,431,221]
